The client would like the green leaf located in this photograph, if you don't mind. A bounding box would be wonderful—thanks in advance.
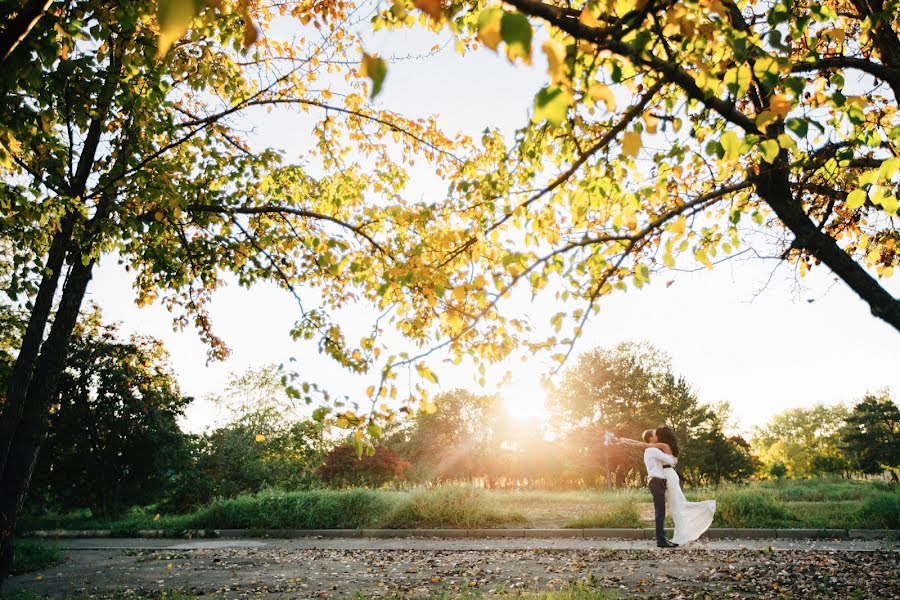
[156,0,201,58]
[759,139,779,164]
[846,189,867,210]
[501,12,532,63]
[752,56,781,87]
[360,52,387,99]
[533,85,572,126]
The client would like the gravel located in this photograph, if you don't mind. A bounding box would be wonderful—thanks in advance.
[6,541,898,599]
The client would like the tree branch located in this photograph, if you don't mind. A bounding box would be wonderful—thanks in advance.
[0,0,51,63]
[186,203,388,256]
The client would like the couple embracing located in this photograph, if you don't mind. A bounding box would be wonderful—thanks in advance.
[613,426,716,548]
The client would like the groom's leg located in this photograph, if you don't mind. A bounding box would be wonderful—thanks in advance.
[648,478,667,545]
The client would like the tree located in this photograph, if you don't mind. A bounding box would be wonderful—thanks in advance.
[164,367,329,510]
[316,444,411,488]
[752,403,849,478]
[390,389,498,483]
[26,309,190,518]
[841,390,900,480]
[0,0,460,582]
[687,426,756,486]
[551,342,735,486]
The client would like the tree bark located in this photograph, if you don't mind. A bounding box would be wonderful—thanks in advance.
[0,255,96,585]
[0,0,52,64]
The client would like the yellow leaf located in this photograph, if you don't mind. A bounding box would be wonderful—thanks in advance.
[156,0,200,58]
[756,110,778,130]
[669,216,686,235]
[721,131,741,161]
[643,111,658,135]
[777,134,796,151]
[477,8,502,51]
[846,189,867,209]
[769,94,792,119]
[453,286,466,301]
[542,39,568,84]
[622,131,641,157]
[759,139,779,164]
[589,83,616,112]
[414,0,443,22]
[579,4,603,27]
[254,434,266,442]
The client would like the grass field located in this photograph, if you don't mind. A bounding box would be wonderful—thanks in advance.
[18,479,898,534]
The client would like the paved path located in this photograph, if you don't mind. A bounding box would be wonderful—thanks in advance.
[52,535,898,552]
[7,537,899,599]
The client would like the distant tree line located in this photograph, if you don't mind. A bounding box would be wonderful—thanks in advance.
[2,309,896,519]
[752,391,900,482]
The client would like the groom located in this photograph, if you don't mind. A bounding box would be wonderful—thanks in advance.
[642,428,679,548]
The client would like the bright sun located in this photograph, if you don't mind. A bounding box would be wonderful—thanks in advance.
[499,371,551,421]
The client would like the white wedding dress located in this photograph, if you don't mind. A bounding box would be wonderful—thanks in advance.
[663,467,716,545]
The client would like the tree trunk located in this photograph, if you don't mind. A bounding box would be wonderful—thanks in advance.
[0,255,96,585]
[0,215,74,475]
[756,162,900,331]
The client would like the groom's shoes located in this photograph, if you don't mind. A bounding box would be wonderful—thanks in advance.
[656,540,679,548]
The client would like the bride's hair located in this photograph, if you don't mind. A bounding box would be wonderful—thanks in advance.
[654,426,680,457]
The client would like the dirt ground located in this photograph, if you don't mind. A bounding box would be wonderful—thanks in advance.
[6,538,898,599]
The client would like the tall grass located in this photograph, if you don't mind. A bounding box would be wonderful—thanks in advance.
[385,485,526,528]
[853,491,900,529]
[18,481,899,533]
[190,488,394,529]
[713,490,798,528]
[563,498,642,529]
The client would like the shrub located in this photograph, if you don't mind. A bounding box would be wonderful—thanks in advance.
[11,540,63,575]
[714,491,796,528]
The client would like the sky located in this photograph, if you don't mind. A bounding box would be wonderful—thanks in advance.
[86,18,900,437]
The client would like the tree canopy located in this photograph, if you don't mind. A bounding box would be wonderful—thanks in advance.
[367,0,899,352]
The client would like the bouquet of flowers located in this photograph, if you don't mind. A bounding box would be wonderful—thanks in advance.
[603,431,618,445]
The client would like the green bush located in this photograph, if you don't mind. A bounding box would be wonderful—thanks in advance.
[11,540,63,575]
[190,489,395,529]
[385,485,524,528]
[854,491,900,529]
[714,491,797,528]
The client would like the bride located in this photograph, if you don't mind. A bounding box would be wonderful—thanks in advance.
[616,427,716,545]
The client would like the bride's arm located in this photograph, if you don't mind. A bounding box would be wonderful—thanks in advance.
[615,439,673,454]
